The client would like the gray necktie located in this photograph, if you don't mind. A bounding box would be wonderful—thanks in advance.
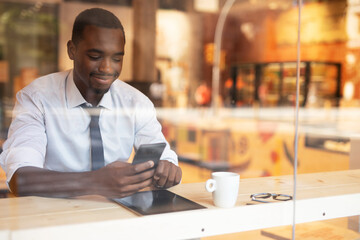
[83,106,104,170]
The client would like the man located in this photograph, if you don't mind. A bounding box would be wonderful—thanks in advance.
[0,8,182,198]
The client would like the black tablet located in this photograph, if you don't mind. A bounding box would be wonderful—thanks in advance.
[113,190,206,215]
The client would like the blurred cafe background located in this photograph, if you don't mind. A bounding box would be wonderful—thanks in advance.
[0,0,360,238]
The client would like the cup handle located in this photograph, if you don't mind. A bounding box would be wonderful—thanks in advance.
[206,179,216,192]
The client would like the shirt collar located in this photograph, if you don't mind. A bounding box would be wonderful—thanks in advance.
[98,87,113,110]
[66,70,114,110]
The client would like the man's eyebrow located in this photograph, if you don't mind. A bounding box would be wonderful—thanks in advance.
[86,49,124,56]
[114,51,125,56]
[87,49,103,54]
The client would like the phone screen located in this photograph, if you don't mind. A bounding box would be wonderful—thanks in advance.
[132,142,166,167]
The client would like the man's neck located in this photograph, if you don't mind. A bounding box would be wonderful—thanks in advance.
[72,76,103,107]
[85,90,103,107]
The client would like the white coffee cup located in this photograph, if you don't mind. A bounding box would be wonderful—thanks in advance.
[205,172,240,208]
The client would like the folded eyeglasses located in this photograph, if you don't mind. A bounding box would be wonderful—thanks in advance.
[250,193,293,203]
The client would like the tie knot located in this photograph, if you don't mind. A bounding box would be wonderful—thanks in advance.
[82,104,102,117]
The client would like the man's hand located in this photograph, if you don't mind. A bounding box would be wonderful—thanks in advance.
[153,160,182,189]
[93,160,155,198]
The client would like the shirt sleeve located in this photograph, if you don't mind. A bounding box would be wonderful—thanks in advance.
[133,99,178,166]
[0,89,47,184]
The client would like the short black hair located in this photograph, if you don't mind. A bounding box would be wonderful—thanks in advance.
[72,8,125,45]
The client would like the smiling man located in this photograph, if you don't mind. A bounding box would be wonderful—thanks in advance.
[0,8,181,198]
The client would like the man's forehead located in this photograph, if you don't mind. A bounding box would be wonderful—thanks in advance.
[83,25,124,36]
[78,25,125,47]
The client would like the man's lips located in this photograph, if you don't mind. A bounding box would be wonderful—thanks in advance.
[91,74,114,81]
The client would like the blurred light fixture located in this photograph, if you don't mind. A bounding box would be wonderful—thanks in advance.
[346,53,356,65]
[268,2,279,10]
[240,22,255,41]
[194,0,219,12]
[344,81,355,101]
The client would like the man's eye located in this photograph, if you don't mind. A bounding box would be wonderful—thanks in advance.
[88,55,101,60]
[112,57,123,62]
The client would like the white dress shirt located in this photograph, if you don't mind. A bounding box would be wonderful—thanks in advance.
[0,70,178,183]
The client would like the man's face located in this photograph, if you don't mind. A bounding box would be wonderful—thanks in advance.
[68,25,125,98]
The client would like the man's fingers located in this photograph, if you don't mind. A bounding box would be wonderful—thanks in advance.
[96,160,158,198]
[154,161,168,187]
[154,161,181,188]
[113,178,154,198]
[164,166,176,188]
[132,160,154,174]
[127,168,155,184]
[175,167,182,185]
[153,161,164,182]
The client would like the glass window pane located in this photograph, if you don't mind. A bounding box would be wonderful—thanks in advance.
[297,1,360,239]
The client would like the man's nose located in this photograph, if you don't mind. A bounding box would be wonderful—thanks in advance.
[99,58,112,73]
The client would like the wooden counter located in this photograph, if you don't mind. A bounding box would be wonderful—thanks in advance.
[0,169,359,240]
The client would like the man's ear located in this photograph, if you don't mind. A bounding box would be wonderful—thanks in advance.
[67,40,76,60]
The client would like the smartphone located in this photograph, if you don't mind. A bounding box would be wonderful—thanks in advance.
[132,142,166,168]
